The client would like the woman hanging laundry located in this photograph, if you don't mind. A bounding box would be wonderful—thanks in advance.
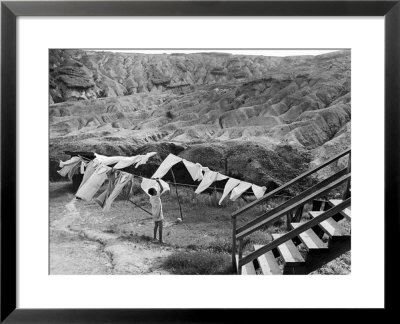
[142,179,169,244]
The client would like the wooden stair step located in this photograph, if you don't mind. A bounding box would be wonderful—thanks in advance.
[290,223,328,251]
[329,199,351,220]
[254,245,282,275]
[241,261,257,275]
[271,234,305,266]
[309,211,349,237]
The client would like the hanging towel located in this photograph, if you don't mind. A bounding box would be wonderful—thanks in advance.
[94,153,126,166]
[75,165,110,201]
[135,152,157,168]
[252,184,267,199]
[151,154,182,179]
[141,178,170,196]
[113,155,142,169]
[182,160,204,181]
[219,178,241,205]
[195,170,218,194]
[230,181,252,201]
[103,172,133,212]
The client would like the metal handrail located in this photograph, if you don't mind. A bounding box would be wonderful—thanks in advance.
[236,171,350,238]
[231,148,351,274]
[239,197,351,267]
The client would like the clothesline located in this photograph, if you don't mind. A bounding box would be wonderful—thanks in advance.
[58,152,284,212]
[150,153,268,204]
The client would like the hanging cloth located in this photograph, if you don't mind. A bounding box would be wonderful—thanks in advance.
[252,184,267,199]
[102,172,134,212]
[135,152,157,168]
[59,156,81,168]
[78,159,100,190]
[151,154,182,179]
[219,178,241,205]
[230,181,252,201]
[194,171,228,194]
[75,165,111,201]
[80,161,86,174]
[94,153,126,166]
[141,178,170,196]
[57,157,82,178]
[95,170,117,208]
[182,160,204,181]
[113,155,142,169]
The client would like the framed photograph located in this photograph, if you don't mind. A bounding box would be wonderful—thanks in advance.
[1,0,398,321]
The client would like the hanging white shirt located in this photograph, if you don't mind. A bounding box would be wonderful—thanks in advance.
[252,184,267,199]
[219,178,241,205]
[230,181,253,201]
[151,154,182,179]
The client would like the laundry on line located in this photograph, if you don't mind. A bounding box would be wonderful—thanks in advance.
[151,153,267,204]
[58,151,267,211]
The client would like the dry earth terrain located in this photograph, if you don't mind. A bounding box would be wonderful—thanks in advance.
[49,50,351,274]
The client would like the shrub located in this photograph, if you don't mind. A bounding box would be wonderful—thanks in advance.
[162,251,233,274]
[207,238,232,253]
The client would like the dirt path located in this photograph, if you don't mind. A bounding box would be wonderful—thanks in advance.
[50,191,173,275]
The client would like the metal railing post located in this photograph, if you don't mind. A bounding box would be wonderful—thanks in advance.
[232,216,237,274]
[342,151,351,199]
[238,238,244,275]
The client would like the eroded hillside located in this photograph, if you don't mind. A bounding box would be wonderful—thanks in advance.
[49,50,351,188]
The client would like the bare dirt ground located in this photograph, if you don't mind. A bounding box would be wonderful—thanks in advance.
[50,183,175,274]
[49,181,243,275]
[50,181,350,275]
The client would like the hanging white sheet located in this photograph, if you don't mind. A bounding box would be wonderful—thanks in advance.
[219,178,241,205]
[182,160,204,181]
[252,184,267,199]
[230,181,252,201]
[151,154,182,179]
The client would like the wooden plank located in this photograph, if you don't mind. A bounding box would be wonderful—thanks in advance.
[254,245,282,275]
[272,234,305,266]
[231,149,350,218]
[241,261,257,275]
[236,173,351,239]
[309,211,348,237]
[329,199,352,220]
[291,223,328,250]
[239,198,351,266]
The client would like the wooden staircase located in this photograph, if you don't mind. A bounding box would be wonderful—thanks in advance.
[231,149,351,275]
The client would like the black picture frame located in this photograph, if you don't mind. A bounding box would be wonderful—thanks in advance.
[1,0,399,322]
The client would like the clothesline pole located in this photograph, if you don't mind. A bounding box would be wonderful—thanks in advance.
[127,199,152,216]
[170,169,183,221]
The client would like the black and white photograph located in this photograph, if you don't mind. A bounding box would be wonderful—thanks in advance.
[49,48,351,276]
